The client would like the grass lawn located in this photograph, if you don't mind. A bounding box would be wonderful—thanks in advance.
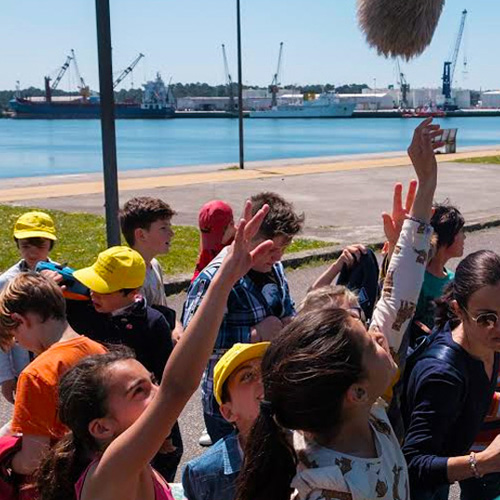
[0,205,331,276]
[456,155,500,165]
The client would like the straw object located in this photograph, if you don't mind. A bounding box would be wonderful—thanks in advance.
[357,0,445,60]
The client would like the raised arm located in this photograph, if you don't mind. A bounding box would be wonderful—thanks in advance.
[89,202,274,496]
[371,118,443,353]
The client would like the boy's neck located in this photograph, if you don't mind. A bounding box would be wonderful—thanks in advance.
[132,243,155,266]
[427,250,449,278]
[39,320,79,352]
[110,296,138,316]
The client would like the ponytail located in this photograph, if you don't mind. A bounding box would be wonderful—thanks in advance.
[35,434,90,500]
[433,282,458,330]
[236,402,297,500]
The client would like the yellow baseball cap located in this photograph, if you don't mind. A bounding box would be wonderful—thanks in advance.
[74,246,146,294]
[213,342,270,405]
[13,211,57,241]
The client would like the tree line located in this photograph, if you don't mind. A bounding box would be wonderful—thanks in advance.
[1,83,369,111]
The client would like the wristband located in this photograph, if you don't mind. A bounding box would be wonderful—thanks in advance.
[405,214,427,226]
[468,452,482,479]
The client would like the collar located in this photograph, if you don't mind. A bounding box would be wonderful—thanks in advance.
[222,430,242,475]
[110,296,146,318]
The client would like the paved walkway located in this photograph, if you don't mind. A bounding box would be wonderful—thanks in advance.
[4,148,500,246]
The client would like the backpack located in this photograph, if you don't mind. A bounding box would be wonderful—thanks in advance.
[337,248,380,322]
[388,329,469,442]
[0,436,21,500]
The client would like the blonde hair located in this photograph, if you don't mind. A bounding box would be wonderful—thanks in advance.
[0,272,66,352]
[299,285,358,315]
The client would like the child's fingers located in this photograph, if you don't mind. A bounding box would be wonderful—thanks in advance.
[405,180,418,212]
[250,240,274,262]
[241,200,253,222]
[392,183,403,215]
[244,204,270,241]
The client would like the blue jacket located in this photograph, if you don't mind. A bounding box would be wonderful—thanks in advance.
[182,431,242,500]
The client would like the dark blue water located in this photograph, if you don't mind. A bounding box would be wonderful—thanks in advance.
[0,117,499,179]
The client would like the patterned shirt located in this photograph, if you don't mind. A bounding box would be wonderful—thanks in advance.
[182,247,294,416]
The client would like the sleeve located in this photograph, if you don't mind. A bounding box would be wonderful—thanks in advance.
[182,274,212,329]
[181,463,200,500]
[11,372,58,437]
[402,361,464,487]
[371,218,433,354]
[281,270,296,318]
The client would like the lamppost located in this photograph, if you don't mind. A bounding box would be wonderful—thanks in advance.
[236,0,245,169]
[95,0,121,246]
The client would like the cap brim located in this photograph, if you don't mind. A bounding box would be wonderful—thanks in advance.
[73,267,114,294]
[14,230,57,241]
[214,342,270,405]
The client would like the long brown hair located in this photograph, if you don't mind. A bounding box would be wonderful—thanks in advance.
[36,348,135,500]
[236,308,366,500]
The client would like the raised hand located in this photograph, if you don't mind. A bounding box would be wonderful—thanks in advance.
[218,201,273,283]
[382,180,417,247]
[407,117,444,184]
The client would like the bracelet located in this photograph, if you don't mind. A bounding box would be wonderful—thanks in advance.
[405,214,427,226]
[469,452,482,479]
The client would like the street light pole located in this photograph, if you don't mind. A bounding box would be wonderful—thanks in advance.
[95,0,121,246]
[236,0,245,169]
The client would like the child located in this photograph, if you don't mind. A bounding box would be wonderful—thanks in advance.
[192,200,235,282]
[0,273,106,478]
[120,197,182,339]
[0,211,58,404]
[182,342,269,500]
[70,245,181,481]
[236,119,441,500]
[35,202,273,500]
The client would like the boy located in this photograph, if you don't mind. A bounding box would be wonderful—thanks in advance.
[70,245,182,480]
[0,273,106,476]
[0,211,58,404]
[182,342,269,500]
[183,192,303,443]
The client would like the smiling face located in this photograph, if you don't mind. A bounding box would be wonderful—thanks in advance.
[220,357,264,436]
[90,359,158,440]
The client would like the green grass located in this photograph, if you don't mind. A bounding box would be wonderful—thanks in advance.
[456,155,500,165]
[0,205,331,276]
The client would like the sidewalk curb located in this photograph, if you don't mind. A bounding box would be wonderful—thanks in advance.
[164,215,500,296]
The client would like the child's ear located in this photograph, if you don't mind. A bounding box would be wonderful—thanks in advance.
[10,312,29,329]
[220,402,236,424]
[345,384,369,405]
[88,418,115,441]
[451,300,464,321]
[134,227,146,243]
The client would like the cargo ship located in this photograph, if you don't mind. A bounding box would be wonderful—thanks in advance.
[9,51,175,119]
[250,92,356,118]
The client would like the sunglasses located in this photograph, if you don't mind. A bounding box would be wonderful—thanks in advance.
[462,307,499,329]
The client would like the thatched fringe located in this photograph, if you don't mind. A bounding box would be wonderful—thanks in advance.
[357,0,445,60]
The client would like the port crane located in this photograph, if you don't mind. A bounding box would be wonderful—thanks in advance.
[70,49,90,98]
[269,42,284,108]
[113,53,145,89]
[442,9,467,110]
[395,58,410,109]
[221,45,235,113]
[44,53,73,102]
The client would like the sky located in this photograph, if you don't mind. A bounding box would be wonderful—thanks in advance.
[1,0,498,92]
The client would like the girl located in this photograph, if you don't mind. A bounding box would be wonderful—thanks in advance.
[192,200,235,282]
[35,201,273,500]
[402,250,500,500]
[236,118,442,500]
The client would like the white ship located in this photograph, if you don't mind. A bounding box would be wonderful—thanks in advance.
[250,92,356,118]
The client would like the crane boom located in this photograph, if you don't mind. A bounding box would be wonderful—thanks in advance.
[395,57,410,109]
[113,53,145,89]
[71,49,90,98]
[221,44,235,113]
[51,54,73,90]
[442,9,467,104]
[269,42,284,107]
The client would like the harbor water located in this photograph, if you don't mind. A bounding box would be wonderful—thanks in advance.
[0,117,499,179]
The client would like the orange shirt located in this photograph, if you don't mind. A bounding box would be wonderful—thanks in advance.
[11,336,106,439]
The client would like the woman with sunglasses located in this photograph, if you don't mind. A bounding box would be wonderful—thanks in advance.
[402,250,500,500]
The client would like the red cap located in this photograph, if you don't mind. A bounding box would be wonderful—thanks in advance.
[198,201,234,250]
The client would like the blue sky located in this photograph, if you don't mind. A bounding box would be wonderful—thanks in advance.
[1,0,497,91]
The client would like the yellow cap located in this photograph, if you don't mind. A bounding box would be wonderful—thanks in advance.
[213,342,270,405]
[74,246,146,294]
[13,211,57,241]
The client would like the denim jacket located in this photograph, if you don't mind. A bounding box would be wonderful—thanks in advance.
[182,430,242,500]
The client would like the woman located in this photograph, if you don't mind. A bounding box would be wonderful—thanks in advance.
[402,249,500,500]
